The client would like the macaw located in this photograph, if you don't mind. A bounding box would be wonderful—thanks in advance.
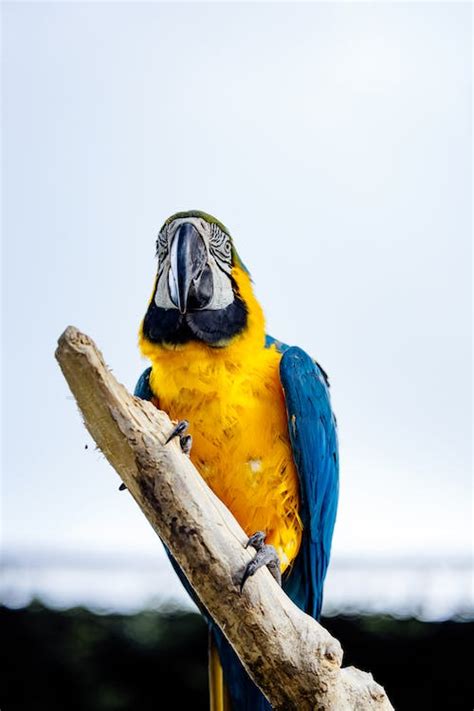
[134,211,339,710]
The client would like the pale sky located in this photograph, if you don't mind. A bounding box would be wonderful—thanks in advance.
[2,0,472,588]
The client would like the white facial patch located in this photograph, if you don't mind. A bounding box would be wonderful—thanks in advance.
[154,217,235,311]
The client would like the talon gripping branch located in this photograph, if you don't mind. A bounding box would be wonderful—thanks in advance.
[135,211,339,711]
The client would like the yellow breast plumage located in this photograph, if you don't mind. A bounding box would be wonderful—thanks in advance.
[139,267,302,571]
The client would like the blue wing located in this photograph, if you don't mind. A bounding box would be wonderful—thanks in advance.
[277,343,339,620]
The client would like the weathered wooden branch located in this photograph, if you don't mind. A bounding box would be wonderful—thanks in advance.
[55,326,393,711]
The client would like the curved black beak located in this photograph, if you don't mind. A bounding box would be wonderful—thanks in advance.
[169,223,213,314]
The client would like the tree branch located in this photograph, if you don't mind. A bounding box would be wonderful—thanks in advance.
[55,326,393,711]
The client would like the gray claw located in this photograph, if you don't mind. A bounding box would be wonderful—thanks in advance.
[165,420,189,444]
[245,531,266,550]
[180,434,192,456]
[240,532,281,592]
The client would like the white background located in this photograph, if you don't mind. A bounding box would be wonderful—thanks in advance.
[2,2,472,612]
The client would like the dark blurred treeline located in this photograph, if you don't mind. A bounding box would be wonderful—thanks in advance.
[1,602,472,710]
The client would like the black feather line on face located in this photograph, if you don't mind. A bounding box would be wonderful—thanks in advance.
[142,289,248,347]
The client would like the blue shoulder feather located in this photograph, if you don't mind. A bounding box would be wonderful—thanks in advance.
[134,367,153,400]
[264,333,290,353]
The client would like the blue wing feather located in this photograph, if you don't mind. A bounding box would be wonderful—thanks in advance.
[278,344,339,619]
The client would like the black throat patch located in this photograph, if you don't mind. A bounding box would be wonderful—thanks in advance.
[142,295,248,347]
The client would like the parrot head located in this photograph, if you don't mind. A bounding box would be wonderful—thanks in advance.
[139,211,264,352]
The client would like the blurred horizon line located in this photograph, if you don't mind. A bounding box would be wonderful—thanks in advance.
[1,544,472,621]
[1,545,472,571]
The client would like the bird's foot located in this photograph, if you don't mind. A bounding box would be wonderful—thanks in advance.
[120,420,192,492]
[165,419,193,456]
[240,531,282,592]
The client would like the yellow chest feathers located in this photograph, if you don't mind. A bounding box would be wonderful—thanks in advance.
[148,345,302,571]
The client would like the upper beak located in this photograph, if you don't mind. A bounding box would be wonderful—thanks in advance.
[169,223,211,314]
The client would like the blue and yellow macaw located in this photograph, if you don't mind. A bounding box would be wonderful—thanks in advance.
[134,211,339,710]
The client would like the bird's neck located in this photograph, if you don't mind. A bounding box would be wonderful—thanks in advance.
[139,266,267,380]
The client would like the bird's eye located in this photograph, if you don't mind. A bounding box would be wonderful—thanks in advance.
[209,224,232,274]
